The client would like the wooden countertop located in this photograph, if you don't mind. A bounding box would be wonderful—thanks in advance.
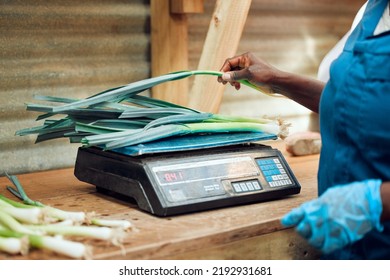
[0,140,320,260]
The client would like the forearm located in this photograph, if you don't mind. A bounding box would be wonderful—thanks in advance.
[219,52,325,112]
[270,70,325,113]
[380,182,390,222]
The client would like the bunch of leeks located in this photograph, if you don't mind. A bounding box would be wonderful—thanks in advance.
[16,70,289,149]
[0,174,132,259]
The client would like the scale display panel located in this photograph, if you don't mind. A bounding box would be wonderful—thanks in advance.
[149,156,257,203]
[74,143,300,216]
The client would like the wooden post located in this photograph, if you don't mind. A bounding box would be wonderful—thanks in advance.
[150,0,203,106]
[188,0,252,113]
[170,0,204,14]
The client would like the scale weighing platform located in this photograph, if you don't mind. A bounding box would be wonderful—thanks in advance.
[74,132,301,216]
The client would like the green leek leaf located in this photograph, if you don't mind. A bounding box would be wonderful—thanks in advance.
[16,70,289,149]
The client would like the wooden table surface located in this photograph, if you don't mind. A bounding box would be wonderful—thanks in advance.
[0,140,321,260]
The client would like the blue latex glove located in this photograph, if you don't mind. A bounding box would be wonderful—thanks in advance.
[281,179,383,254]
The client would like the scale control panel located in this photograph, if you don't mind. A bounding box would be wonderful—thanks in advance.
[230,157,293,194]
[147,152,297,206]
[256,157,293,187]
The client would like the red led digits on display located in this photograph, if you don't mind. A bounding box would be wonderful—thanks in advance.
[164,171,184,182]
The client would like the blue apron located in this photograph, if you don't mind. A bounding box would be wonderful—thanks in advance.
[319,0,390,259]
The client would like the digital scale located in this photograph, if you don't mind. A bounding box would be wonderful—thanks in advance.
[74,132,301,216]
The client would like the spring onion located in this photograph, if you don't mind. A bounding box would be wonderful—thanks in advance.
[0,226,90,259]
[30,235,91,259]
[4,173,86,223]
[0,174,133,259]
[0,235,28,255]
[89,218,132,230]
[25,224,122,242]
[0,202,43,224]
[0,211,38,235]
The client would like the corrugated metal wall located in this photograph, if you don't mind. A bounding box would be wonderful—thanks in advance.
[0,0,151,174]
[1,0,364,174]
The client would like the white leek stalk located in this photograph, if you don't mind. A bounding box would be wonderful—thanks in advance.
[0,200,43,225]
[0,225,90,259]
[0,211,38,235]
[89,218,132,230]
[1,175,132,259]
[29,235,91,259]
[0,236,28,255]
[41,206,86,223]
[85,211,132,230]
[2,179,86,223]
[25,224,124,244]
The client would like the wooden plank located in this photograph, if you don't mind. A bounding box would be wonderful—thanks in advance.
[188,0,252,113]
[170,0,204,14]
[150,0,189,106]
[171,228,321,260]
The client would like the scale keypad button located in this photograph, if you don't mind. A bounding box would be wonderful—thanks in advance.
[232,182,243,192]
[241,183,250,191]
[256,157,293,188]
[232,179,262,193]
[246,182,254,191]
[252,181,261,190]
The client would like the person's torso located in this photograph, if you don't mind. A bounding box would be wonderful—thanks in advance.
[318,0,390,260]
[319,0,390,194]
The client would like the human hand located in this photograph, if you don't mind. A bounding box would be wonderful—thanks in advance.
[281,179,383,254]
[217,52,280,91]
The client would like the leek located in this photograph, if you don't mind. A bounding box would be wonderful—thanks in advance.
[0,235,28,255]
[85,212,132,230]
[89,218,132,230]
[5,173,86,223]
[5,173,43,207]
[104,121,282,150]
[143,112,214,130]
[47,70,280,113]
[0,174,133,258]
[49,71,193,113]
[16,70,289,150]
[0,226,90,259]
[0,211,39,235]
[25,224,123,243]
[0,202,43,224]
[29,235,91,259]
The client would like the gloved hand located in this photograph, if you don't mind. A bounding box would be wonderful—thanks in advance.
[281,179,384,254]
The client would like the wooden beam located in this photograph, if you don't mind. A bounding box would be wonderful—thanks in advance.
[170,0,204,14]
[188,0,252,113]
[150,0,189,106]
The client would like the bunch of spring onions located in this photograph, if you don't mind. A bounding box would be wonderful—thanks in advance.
[16,70,289,149]
[0,173,132,259]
